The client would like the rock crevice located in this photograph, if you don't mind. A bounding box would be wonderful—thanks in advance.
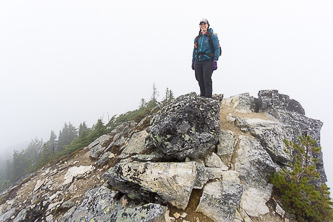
[1,90,326,222]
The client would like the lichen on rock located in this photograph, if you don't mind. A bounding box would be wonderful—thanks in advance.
[146,92,221,160]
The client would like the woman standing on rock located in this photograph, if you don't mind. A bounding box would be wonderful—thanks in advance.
[192,18,221,98]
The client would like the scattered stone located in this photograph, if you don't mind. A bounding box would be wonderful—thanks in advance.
[47,201,62,211]
[61,200,75,209]
[33,179,46,192]
[109,153,115,159]
[204,152,223,168]
[13,208,27,222]
[76,174,85,180]
[240,127,248,133]
[114,136,126,147]
[45,214,53,222]
[226,113,236,123]
[41,168,50,176]
[63,165,93,185]
[180,212,187,218]
[173,212,180,219]
[95,151,111,167]
[49,191,61,201]
[275,201,285,218]
[44,180,53,188]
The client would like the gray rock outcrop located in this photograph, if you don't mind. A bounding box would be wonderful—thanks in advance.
[89,134,112,158]
[103,161,196,210]
[146,93,221,160]
[1,90,328,222]
[258,90,326,182]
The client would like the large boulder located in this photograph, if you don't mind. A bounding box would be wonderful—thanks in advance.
[103,161,197,210]
[235,135,278,188]
[196,181,243,222]
[61,183,168,222]
[146,93,221,160]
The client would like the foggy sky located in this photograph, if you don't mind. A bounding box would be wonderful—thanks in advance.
[1,0,332,190]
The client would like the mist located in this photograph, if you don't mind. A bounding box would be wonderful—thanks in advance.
[0,0,332,190]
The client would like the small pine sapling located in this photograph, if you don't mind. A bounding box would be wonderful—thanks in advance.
[270,135,333,221]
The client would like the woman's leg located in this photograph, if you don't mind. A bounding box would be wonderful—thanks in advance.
[195,61,206,97]
[202,60,214,98]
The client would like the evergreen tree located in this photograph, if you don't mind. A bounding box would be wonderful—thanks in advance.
[35,144,54,169]
[148,83,159,108]
[65,122,91,153]
[57,122,78,151]
[78,122,89,137]
[11,150,28,182]
[88,119,106,142]
[139,98,147,109]
[271,135,333,221]
[106,115,117,132]
[46,130,57,156]
[24,138,44,172]
[5,159,12,181]
[162,88,174,103]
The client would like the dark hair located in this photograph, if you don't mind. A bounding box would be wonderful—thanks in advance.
[195,28,212,41]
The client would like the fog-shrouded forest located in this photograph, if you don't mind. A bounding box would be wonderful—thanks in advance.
[0,86,174,193]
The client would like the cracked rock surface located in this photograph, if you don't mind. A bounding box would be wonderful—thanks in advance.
[146,93,221,160]
[1,90,326,222]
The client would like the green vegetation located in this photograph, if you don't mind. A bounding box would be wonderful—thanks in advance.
[0,85,174,193]
[270,135,333,222]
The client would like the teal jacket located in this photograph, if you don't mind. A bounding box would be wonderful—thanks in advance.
[192,28,220,62]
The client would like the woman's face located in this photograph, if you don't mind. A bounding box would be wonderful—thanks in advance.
[200,22,208,32]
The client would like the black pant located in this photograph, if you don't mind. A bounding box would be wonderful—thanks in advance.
[195,59,213,98]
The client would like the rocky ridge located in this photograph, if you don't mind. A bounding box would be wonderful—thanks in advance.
[0,90,326,222]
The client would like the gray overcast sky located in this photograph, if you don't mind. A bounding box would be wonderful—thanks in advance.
[1,0,332,190]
